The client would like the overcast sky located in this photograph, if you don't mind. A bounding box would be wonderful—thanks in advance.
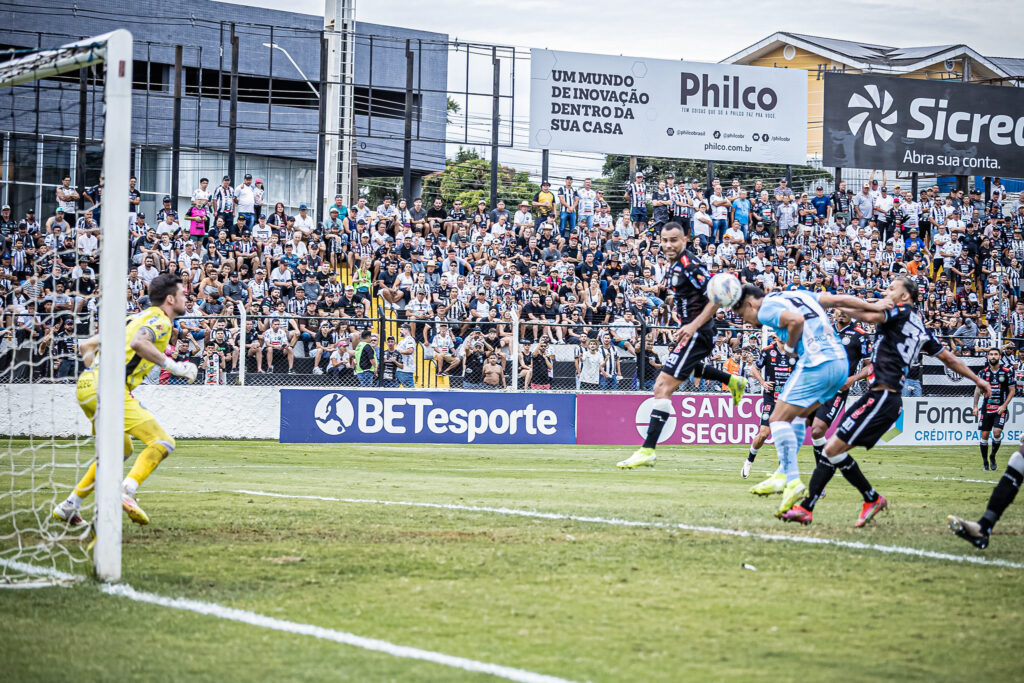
[233,0,1022,62]
[218,0,1023,179]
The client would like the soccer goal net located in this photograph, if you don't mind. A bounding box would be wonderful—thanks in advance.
[0,31,132,585]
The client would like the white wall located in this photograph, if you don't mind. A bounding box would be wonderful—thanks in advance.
[1,385,281,439]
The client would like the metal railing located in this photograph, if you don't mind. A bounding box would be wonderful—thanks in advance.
[2,302,1016,397]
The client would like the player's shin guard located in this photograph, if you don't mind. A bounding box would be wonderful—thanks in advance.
[124,421,175,494]
[828,453,878,502]
[71,461,97,501]
[697,364,732,385]
[770,421,799,481]
[980,440,990,465]
[642,398,673,450]
[991,437,1002,460]
[812,436,827,460]
[791,417,807,452]
[979,451,1024,535]
[802,450,837,511]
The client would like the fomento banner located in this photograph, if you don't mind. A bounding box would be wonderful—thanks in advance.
[823,72,1024,176]
[279,390,576,445]
[882,397,1024,446]
[529,49,807,164]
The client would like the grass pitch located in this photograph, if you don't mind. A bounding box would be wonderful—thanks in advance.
[2,441,1022,681]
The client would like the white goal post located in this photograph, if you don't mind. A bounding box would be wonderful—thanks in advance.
[0,30,132,582]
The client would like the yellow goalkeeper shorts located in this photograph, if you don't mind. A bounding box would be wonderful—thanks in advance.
[76,368,158,434]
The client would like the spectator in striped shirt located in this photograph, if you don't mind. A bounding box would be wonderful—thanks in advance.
[557,176,578,238]
[625,171,647,233]
[213,176,235,227]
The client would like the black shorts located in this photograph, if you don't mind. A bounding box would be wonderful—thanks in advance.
[835,389,903,450]
[980,411,1007,433]
[814,390,849,428]
[760,397,775,427]
[661,327,714,381]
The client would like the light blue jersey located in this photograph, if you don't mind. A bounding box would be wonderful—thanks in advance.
[757,291,847,368]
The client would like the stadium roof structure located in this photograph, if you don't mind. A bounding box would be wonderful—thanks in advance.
[721,32,1024,84]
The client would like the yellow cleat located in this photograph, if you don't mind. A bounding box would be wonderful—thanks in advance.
[617,448,657,469]
[776,478,807,518]
[121,491,150,525]
[727,375,747,406]
[749,472,786,496]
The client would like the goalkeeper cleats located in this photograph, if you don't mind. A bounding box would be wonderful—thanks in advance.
[52,500,85,526]
[617,448,657,469]
[121,489,150,526]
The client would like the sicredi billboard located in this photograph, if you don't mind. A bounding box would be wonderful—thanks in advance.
[823,72,1024,177]
[529,49,808,164]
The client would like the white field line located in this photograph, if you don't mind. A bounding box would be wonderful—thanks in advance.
[0,558,579,683]
[233,489,1024,571]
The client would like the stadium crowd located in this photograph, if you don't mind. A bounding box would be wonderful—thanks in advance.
[2,168,1023,389]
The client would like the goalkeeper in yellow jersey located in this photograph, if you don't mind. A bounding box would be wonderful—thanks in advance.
[52,273,196,527]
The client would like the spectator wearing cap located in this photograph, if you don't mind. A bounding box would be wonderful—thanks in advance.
[212,176,234,227]
[233,174,256,230]
[532,180,555,219]
[625,171,647,232]
[156,194,175,224]
[45,206,73,237]
[293,203,315,238]
[155,209,181,238]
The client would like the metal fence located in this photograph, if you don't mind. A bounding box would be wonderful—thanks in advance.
[2,305,1016,397]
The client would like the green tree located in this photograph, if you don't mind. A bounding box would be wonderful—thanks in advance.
[421,147,539,209]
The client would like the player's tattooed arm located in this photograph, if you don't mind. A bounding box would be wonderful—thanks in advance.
[129,325,170,366]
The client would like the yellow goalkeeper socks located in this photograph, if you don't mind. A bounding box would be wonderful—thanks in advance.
[71,461,97,500]
[123,443,170,493]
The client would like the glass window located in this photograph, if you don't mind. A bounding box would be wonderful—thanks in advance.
[41,138,72,185]
[40,185,58,220]
[291,160,313,213]
[83,145,103,188]
[11,136,37,184]
[8,183,40,220]
[140,148,159,199]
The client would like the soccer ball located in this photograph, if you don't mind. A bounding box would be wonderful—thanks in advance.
[707,273,742,309]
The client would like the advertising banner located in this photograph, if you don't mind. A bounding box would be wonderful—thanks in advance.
[881,397,1024,446]
[279,390,576,445]
[529,49,807,164]
[822,72,1024,177]
[577,393,768,446]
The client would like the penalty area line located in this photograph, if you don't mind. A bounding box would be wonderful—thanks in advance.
[0,559,578,683]
[233,489,1024,571]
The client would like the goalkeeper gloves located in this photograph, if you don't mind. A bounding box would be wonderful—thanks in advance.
[162,357,198,383]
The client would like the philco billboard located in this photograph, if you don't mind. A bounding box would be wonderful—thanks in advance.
[529,49,808,164]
